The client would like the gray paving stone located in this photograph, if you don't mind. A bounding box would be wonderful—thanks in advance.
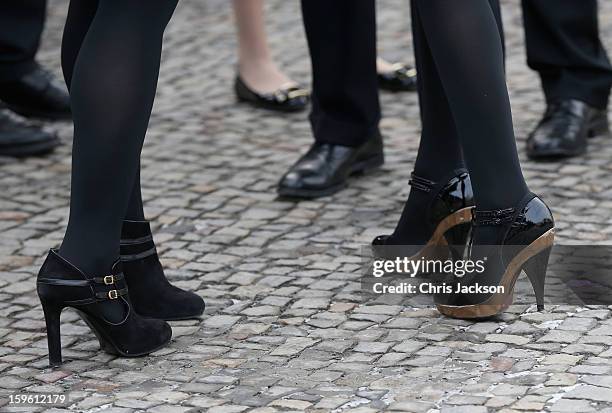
[564,384,612,402]
[549,398,597,413]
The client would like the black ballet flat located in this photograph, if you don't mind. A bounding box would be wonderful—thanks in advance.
[235,76,310,112]
[435,193,555,319]
[37,250,172,366]
[121,220,205,321]
[373,169,474,262]
[378,63,418,92]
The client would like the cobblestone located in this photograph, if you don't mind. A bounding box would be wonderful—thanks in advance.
[2,0,612,412]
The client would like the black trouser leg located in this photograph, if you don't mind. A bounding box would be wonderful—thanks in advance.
[301,0,380,147]
[412,0,527,208]
[0,0,46,82]
[522,0,612,109]
[58,0,177,274]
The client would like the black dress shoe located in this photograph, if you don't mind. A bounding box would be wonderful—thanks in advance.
[526,99,609,159]
[378,63,418,92]
[0,112,60,157]
[235,76,309,112]
[0,65,71,121]
[120,220,205,321]
[278,132,384,199]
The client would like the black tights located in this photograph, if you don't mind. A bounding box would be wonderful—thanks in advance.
[59,0,177,275]
[390,0,528,246]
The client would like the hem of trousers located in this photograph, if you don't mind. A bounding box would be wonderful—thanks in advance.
[0,60,38,83]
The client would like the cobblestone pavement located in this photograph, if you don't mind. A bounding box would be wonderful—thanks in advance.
[2,1,612,412]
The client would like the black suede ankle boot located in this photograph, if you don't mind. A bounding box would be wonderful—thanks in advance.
[37,250,172,366]
[120,220,205,320]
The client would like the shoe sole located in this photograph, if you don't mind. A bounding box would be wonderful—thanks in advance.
[76,309,172,358]
[527,116,610,160]
[237,95,308,113]
[436,228,555,319]
[155,305,205,322]
[0,138,60,158]
[277,153,385,199]
[162,314,204,321]
[4,103,72,121]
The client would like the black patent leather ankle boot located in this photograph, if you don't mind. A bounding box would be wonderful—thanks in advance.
[435,192,555,319]
[121,220,205,320]
[373,169,475,260]
[37,250,172,366]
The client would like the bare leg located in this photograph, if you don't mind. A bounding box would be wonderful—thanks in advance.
[377,57,403,74]
[233,0,297,93]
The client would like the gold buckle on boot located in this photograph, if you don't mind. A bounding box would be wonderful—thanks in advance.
[103,275,114,285]
[108,290,118,299]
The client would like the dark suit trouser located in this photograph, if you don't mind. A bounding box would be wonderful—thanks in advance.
[301,0,380,147]
[0,0,47,82]
[522,0,612,109]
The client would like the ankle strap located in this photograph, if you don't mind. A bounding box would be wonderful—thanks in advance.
[408,168,469,194]
[472,208,516,226]
[472,193,537,227]
[120,233,158,262]
[38,272,128,303]
[94,287,129,300]
[92,273,125,285]
[120,247,157,262]
[120,234,153,246]
[409,173,436,193]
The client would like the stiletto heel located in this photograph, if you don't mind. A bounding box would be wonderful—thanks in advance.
[444,222,471,260]
[41,303,63,366]
[37,250,172,366]
[523,246,552,311]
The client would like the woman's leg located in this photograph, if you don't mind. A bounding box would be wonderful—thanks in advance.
[60,0,97,89]
[233,0,297,93]
[376,58,396,74]
[385,3,465,246]
[58,0,178,275]
[413,0,528,241]
[60,0,203,322]
[62,0,146,222]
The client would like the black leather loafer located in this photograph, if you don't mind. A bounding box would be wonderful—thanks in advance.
[277,132,384,199]
[235,76,310,112]
[378,63,418,92]
[0,112,60,158]
[0,65,71,121]
[526,99,609,159]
